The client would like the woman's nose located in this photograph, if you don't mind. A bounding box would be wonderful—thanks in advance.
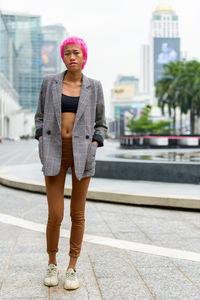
[70,54,75,59]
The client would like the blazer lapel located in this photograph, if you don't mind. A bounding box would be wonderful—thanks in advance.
[52,69,91,132]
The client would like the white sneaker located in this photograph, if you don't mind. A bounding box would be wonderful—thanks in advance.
[43,264,59,286]
[64,268,80,290]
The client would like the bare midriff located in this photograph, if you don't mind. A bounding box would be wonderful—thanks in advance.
[61,80,82,139]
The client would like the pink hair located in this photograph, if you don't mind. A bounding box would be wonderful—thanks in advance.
[60,36,88,70]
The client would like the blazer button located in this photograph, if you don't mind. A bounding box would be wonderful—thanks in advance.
[86,135,89,139]
[47,130,51,135]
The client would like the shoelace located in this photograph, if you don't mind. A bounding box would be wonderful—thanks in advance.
[65,270,76,280]
[46,266,58,277]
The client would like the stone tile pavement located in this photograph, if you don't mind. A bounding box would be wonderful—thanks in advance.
[0,184,200,299]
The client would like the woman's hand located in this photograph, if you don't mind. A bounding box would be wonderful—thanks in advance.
[92,141,99,146]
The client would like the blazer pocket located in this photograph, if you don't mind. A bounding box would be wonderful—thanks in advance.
[38,137,44,164]
[85,142,97,171]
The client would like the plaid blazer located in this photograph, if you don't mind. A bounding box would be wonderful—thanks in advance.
[34,69,108,180]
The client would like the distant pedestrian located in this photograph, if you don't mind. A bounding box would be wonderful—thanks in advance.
[34,36,107,290]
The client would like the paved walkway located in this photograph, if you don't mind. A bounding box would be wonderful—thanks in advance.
[1,138,200,209]
[0,162,200,209]
[0,184,200,299]
[0,139,200,299]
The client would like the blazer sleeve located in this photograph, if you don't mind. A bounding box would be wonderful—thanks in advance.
[34,77,46,140]
[92,80,108,147]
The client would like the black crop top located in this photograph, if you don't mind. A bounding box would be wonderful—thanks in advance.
[61,93,80,113]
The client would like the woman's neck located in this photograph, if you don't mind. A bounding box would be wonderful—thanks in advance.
[64,70,82,84]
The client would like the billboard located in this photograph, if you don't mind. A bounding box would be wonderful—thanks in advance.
[154,37,180,83]
[113,85,134,99]
[114,104,144,120]
[41,41,57,77]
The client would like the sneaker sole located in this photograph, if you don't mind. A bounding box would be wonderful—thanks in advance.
[64,282,80,290]
[43,269,59,287]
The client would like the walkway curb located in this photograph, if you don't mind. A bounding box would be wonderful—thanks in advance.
[0,174,200,210]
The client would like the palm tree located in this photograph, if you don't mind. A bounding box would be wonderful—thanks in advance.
[155,59,200,135]
[155,61,185,134]
[183,60,200,134]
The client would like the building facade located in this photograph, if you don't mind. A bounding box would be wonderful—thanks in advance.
[1,10,43,113]
[0,10,18,90]
[110,74,150,135]
[149,4,180,104]
[140,44,150,95]
[42,24,69,77]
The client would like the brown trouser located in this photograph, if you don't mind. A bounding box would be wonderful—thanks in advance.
[44,137,91,258]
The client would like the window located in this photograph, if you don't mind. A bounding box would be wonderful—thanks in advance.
[153,15,161,20]
[172,16,178,21]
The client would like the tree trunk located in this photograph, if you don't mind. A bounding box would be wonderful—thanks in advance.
[190,98,195,135]
[180,111,182,135]
[190,111,195,135]
[173,107,176,134]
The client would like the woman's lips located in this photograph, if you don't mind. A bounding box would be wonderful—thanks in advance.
[70,63,77,66]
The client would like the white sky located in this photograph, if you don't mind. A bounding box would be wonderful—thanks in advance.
[0,0,199,118]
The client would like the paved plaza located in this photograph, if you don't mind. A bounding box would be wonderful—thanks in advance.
[0,139,200,299]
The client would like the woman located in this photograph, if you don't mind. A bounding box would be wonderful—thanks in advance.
[34,36,108,290]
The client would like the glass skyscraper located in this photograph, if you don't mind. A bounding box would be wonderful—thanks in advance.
[0,10,18,92]
[1,10,43,112]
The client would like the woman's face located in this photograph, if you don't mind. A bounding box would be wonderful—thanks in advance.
[63,44,85,71]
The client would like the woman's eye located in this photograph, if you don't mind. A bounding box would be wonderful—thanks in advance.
[64,52,79,55]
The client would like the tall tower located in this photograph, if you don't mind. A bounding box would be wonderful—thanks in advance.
[0,10,18,90]
[149,3,180,104]
[140,44,150,95]
[152,3,179,38]
[1,10,43,112]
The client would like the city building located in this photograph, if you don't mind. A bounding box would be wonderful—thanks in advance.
[110,74,150,136]
[0,72,31,139]
[149,3,180,104]
[140,44,150,95]
[0,10,17,90]
[0,10,31,139]
[1,10,43,113]
[42,24,69,77]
